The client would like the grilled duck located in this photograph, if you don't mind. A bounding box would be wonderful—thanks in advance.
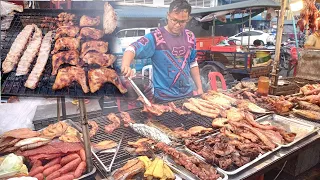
[103,2,117,34]
[54,26,80,40]
[51,50,82,75]
[80,15,100,27]
[51,37,80,54]
[79,27,104,40]
[25,31,53,89]
[80,41,108,58]
[88,67,127,93]
[293,109,320,120]
[52,66,89,93]
[82,52,115,67]
[2,24,35,73]
[16,26,43,76]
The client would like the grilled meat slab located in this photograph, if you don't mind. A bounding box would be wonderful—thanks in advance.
[79,27,104,40]
[80,15,100,27]
[80,41,108,58]
[51,37,80,54]
[104,113,121,134]
[25,31,53,89]
[2,24,35,73]
[54,26,80,40]
[16,26,43,76]
[82,52,115,67]
[88,67,127,93]
[51,50,82,75]
[103,2,117,34]
[52,66,89,93]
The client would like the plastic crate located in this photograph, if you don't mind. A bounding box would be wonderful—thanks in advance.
[196,36,226,50]
[210,45,237,52]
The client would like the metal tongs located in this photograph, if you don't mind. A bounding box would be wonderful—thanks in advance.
[127,77,152,106]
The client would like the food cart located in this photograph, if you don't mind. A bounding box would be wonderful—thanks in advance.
[1,1,320,180]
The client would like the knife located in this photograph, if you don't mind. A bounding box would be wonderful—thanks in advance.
[106,133,124,173]
[127,77,152,107]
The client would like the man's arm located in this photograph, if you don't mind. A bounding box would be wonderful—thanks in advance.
[121,51,135,77]
[190,66,203,95]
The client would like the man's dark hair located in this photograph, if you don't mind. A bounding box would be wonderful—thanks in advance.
[169,0,191,14]
[253,39,262,46]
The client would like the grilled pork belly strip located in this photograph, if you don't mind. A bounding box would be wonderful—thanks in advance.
[2,24,35,74]
[25,31,53,89]
[16,26,43,76]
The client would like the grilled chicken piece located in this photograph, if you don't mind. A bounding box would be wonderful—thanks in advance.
[51,50,82,75]
[80,41,108,58]
[52,66,89,93]
[105,113,121,134]
[51,37,80,54]
[25,31,53,89]
[82,52,115,67]
[16,26,43,76]
[187,126,213,136]
[103,2,117,34]
[2,24,35,73]
[80,15,100,27]
[54,26,80,40]
[88,67,127,93]
[79,27,104,40]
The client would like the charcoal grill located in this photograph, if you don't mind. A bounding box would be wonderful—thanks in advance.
[1,9,124,98]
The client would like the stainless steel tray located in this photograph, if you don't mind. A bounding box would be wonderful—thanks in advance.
[38,119,97,179]
[256,114,319,147]
[163,147,228,180]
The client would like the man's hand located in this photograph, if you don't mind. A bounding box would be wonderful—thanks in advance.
[121,65,134,78]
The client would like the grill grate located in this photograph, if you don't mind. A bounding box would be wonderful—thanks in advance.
[1,9,124,98]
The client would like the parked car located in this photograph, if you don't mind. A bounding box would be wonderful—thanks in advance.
[228,30,275,46]
[116,27,157,50]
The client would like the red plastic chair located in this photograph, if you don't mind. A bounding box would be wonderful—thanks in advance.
[208,72,227,91]
[50,0,71,9]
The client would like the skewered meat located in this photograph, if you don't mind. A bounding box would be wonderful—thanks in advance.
[92,140,117,151]
[297,94,320,104]
[51,37,80,54]
[80,41,108,58]
[212,118,229,128]
[51,50,82,75]
[88,67,127,93]
[168,102,191,115]
[293,109,320,120]
[298,101,320,111]
[300,84,320,95]
[226,107,244,121]
[2,24,35,73]
[187,126,213,136]
[220,127,244,141]
[15,26,42,76]
[112,159,145,180]
[52,66,89,93]
[58,12,76,21]
[237,100,268,114]
[189,98,220,114]
[244,112,276,130]
[88,121,99,138]
[54,26,80,40]
[82,52,116,67]
[80,15,100,27]
[183,102,219,118]
[120,112,135,127]
[201,94,232,108]
[260,129,284,144]
[79,27,104,40]
[239,131,259,143]
[103,2,117,34]
[104,113,121,134]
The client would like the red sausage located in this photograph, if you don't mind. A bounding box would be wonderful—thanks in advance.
[52,174,74,180]
[44,157,61,169]
[60,153,80,166]
[43,164,62,176]
[79,149,86,161]
[46,171,61,180]
[31,160,42,171]
[74,161,86,178]
[29,166,45,177]
[58,158,81,174]
[33,173,44,180]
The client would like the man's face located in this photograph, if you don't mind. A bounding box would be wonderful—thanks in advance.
[167,10,189,35]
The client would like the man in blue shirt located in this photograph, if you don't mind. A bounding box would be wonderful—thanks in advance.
[121,0,203,102]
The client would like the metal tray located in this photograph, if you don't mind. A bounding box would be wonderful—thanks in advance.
[37,119,97,179]
[256,114,319,148]
[163,147,228,180]
[184,133,281,176]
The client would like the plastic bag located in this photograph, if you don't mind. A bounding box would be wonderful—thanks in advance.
[0,153,28,179]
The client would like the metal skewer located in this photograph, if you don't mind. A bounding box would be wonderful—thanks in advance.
[107,133,124,172]
[127,77,152,106]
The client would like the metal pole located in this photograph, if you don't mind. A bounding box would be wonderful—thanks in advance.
[61,97,67,119]
[248,9,252,50]
[241,12,244,46]
[290,4,300,58]
[57,98,61,121]
[212,19,215,37]
[79,99,93,172]
[270,0,288,95]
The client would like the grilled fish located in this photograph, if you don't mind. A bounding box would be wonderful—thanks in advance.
[298,101,320,111]
[293,109,320,120]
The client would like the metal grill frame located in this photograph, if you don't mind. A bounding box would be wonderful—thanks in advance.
[1,9,124,98]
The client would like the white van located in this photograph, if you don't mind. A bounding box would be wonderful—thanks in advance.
[116,27,157,50]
